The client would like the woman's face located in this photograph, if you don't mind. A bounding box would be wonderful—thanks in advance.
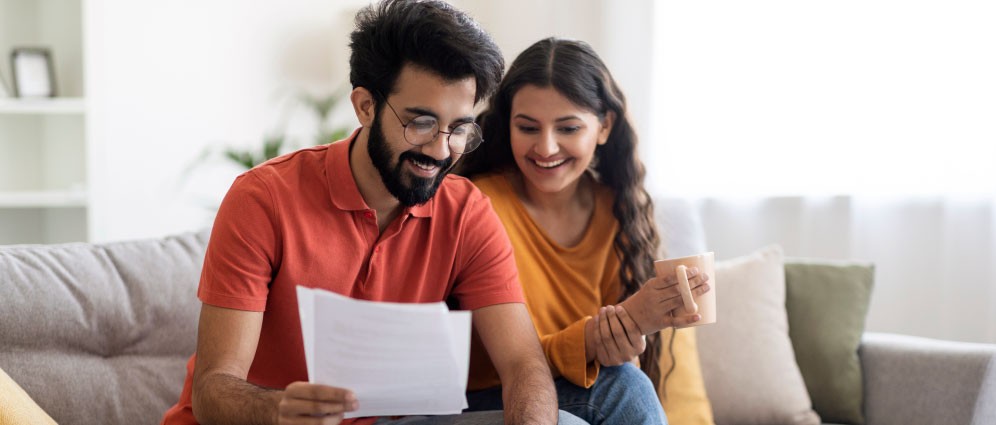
[509,85,613,196]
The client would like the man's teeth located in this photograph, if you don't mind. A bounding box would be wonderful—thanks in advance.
[411,159,437,171]
[535,158,567,168]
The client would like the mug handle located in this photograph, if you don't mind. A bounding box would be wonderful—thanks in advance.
[675,265,699,315]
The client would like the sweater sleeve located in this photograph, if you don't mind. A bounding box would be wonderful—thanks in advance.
[539,316,600,388]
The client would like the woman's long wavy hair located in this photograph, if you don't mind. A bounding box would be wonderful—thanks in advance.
[458,38,663,385]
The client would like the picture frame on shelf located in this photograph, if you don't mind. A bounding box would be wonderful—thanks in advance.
[11,47,57,98]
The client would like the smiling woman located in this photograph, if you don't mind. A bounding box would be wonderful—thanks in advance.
[507,85,611,206]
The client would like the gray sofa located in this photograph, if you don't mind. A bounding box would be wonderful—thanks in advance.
[1,205,995,424]
[0,231,207,424]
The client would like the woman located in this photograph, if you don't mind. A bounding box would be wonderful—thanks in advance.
[458,38,711,424]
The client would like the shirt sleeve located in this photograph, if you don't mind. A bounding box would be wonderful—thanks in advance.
[544,232,620,388]
[450,191,525,310]
[197,171,281,311]
[539,316,600,388]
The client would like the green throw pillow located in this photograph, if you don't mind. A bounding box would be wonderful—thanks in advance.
[784,259,874,425]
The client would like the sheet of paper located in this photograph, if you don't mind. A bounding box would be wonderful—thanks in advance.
[448,311,471,410]
[297,286,471,418]
[296,286,315,380]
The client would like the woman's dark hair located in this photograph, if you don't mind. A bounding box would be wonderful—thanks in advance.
[458,38,664,385]
[349,0,504,104]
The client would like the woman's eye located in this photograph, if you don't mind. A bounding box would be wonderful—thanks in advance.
[517,125,539,133]
[559,126,581,134]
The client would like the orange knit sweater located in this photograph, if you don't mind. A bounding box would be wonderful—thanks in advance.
[467,173,621,390]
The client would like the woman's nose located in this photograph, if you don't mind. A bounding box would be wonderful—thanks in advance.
[533,130,559,157]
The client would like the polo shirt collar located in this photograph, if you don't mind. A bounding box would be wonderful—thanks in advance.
[325,128,435,218]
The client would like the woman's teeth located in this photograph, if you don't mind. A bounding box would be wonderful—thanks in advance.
[535,158,567,168]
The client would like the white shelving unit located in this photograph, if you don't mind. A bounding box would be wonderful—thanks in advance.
[0,98,86,114]
[0,190,88,208]
[0,0,88,245]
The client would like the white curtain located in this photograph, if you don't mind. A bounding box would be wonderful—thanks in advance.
[692,196,996,344]
[639,1,996,343]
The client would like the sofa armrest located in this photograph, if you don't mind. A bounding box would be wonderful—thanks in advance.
[860,332,996,425]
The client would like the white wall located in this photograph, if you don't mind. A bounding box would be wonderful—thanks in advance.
[86,0,367,242]
[456,0,655,149]
[86,0,655,242]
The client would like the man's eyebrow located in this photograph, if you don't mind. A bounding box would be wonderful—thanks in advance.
[404,107,475,125]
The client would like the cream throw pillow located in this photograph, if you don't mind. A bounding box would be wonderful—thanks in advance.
[0,367,57,425]
[695,245,820,425]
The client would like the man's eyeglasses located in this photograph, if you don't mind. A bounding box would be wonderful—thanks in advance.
[380,97,484,154]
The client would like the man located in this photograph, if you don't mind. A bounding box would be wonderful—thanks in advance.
[161,1,580,424]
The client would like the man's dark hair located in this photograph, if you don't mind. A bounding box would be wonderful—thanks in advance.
[349,0,504,104]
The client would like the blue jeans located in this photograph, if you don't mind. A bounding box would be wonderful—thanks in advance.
[465,363,667,425]
[374,410,586,424]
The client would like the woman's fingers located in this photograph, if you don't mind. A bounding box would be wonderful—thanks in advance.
[690,271,710,289]
[598,307,624,363]
[670,313,702,328]
[594,314,614,365]
[656,272,710,303]
[606,306,629,350]
[692,282,711,297]
[651,267,700,287]
[614,306,645,350]
[659,292,686,314]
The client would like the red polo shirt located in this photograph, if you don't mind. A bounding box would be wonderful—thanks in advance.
[161,130,524,425]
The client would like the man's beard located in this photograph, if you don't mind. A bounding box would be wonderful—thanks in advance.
[367,111,453,207]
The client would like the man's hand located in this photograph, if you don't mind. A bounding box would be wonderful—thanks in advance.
[618,268,711,335]
[591,305,646,366]
[278,382,358,424]
[192,304,358,425]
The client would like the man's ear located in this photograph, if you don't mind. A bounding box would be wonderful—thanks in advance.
[598,110,616,145]
[351,87,377,127]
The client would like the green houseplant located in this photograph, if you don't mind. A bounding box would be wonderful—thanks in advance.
[221,90,353,169]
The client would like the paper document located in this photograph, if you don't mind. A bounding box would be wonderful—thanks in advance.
[296,286,471,418]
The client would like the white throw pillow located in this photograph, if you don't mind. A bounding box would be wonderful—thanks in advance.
[696,245,821,425]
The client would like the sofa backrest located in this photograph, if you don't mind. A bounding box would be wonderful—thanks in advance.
[0,231,208,425]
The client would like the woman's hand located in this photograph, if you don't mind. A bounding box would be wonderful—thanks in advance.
[591,305,646,366]
[618,268,711,335]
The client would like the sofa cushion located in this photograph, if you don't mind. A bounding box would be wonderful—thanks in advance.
[785,259,874,425]
[657,327,715,425]
[0,366,57,425]
[696,245,820,425]
[0,231,208,425]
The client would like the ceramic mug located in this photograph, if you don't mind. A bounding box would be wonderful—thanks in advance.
[653,252,716,327]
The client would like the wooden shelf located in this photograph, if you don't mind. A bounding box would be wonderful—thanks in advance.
[0,190,88,208]
[0,98,86,115]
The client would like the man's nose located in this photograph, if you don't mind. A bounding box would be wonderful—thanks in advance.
[420,130,451,160]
